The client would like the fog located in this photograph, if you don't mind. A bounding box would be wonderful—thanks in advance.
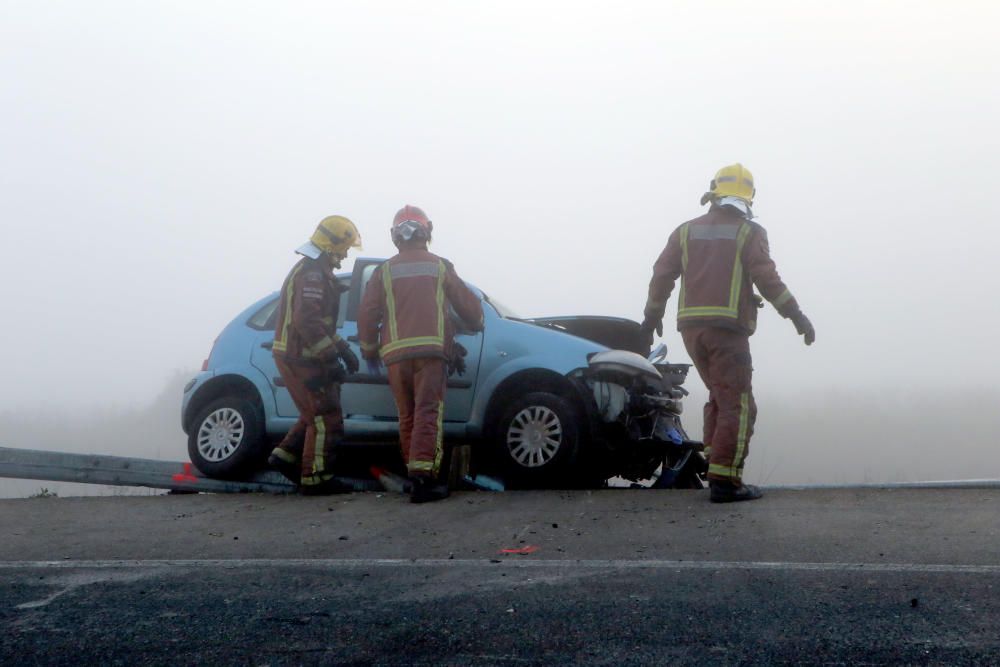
[2,2,999,496]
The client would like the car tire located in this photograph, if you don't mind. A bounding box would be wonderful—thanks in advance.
[187,397,268,479]
[495,392,581,487]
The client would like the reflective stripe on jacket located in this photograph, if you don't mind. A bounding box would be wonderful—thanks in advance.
[272,256,345,360]
[644,206,802,335]
[357,248,484,365]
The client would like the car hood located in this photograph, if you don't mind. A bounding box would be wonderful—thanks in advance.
[520,316,649,356]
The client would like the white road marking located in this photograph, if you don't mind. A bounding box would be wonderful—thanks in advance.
[16,587,73,610]
[13,570,152,609]
[1,558,999,575]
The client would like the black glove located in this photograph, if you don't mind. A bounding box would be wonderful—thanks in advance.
[791,312,815,346]
[639,317,663,349]
[306,364,344,390]
[336,339,360,375]
[449,342,468,377]
[752,294,765,309]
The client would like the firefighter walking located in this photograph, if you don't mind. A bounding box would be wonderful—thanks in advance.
[640,164,815,503]
[358,205,484,503]
[268,215,362,494]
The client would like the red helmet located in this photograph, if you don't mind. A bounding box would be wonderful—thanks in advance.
[391,205,433,243]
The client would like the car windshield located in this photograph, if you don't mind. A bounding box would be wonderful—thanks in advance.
[483,293,521,319]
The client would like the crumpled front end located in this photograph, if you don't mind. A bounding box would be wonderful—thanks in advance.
[569,348,705,485]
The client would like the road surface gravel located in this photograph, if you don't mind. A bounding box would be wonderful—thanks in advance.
[2,487,998,665]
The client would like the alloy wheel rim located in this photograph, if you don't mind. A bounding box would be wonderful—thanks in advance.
[196,407,245,462]
[506,406,562,468]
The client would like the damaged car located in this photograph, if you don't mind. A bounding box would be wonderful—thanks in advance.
[181,258,705,488]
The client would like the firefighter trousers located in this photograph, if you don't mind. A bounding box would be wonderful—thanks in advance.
[271,355,345,487]
[387,357,447,478]
[681,326,757,484]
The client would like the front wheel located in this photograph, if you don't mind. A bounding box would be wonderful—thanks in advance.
[494,392,581,487]
[187,397,268,479]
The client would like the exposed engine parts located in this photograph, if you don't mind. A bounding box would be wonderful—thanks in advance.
[569,345,705,487]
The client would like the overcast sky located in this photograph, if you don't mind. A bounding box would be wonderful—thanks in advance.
[2,1,999,412]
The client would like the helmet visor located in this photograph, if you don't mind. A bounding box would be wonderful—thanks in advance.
[295,240,323,259]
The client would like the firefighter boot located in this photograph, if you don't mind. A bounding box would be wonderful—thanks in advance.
[267,452,301,486]
[410,476,450,504]
[709,480,763,503]
[299,476,352,496]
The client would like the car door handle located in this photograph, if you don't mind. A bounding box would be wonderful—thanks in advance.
[273,376,286,387]
[347,335,359,343]
[260,341,274,350]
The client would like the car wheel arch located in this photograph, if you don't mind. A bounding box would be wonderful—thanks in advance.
[183,374,265,434]
[483,369,585,437]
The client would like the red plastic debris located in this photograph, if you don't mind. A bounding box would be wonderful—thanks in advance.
[499,545,539,555]
[172,462,199,483]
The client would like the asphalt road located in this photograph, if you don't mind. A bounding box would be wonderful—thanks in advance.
[3,487,1000,665]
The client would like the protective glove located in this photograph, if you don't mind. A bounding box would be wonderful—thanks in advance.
[449,342,468,377]
[365,354,383,376]
[752,294,765,309]
[307,363,344,389]
[336,339,360,375]
[639,317,663,349]
[791,311,815,346]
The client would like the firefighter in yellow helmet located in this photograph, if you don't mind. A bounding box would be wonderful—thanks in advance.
[640,164,815,503]
[267,215,363,494]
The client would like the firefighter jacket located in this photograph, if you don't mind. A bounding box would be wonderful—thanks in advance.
[357,247,484,366]
[272,256,346,361]
[644,206,803,336]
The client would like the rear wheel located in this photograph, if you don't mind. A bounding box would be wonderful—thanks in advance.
[187,397,268,479]
[495,392,581,487]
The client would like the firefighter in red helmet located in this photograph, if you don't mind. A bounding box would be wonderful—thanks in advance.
[640,165,815,503]
[357,205,484,503]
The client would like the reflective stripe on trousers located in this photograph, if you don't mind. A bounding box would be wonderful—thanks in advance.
[271,355,345,484]
[680,327,756,483]
[387,357,447,478]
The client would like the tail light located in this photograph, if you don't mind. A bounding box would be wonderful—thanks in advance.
[201,337,219,371]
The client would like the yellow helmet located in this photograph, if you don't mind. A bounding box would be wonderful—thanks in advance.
[305,215,362,259]
[700,163,755,206]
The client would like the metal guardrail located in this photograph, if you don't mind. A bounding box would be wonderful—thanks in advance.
[4,446,999,494]
[0,446,299,494]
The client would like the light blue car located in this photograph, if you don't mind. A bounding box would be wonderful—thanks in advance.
[181,258,701,487]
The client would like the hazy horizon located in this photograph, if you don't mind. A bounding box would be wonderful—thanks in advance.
[3,2,999,494]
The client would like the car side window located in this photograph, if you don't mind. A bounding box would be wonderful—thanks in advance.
[248,298,279,330]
